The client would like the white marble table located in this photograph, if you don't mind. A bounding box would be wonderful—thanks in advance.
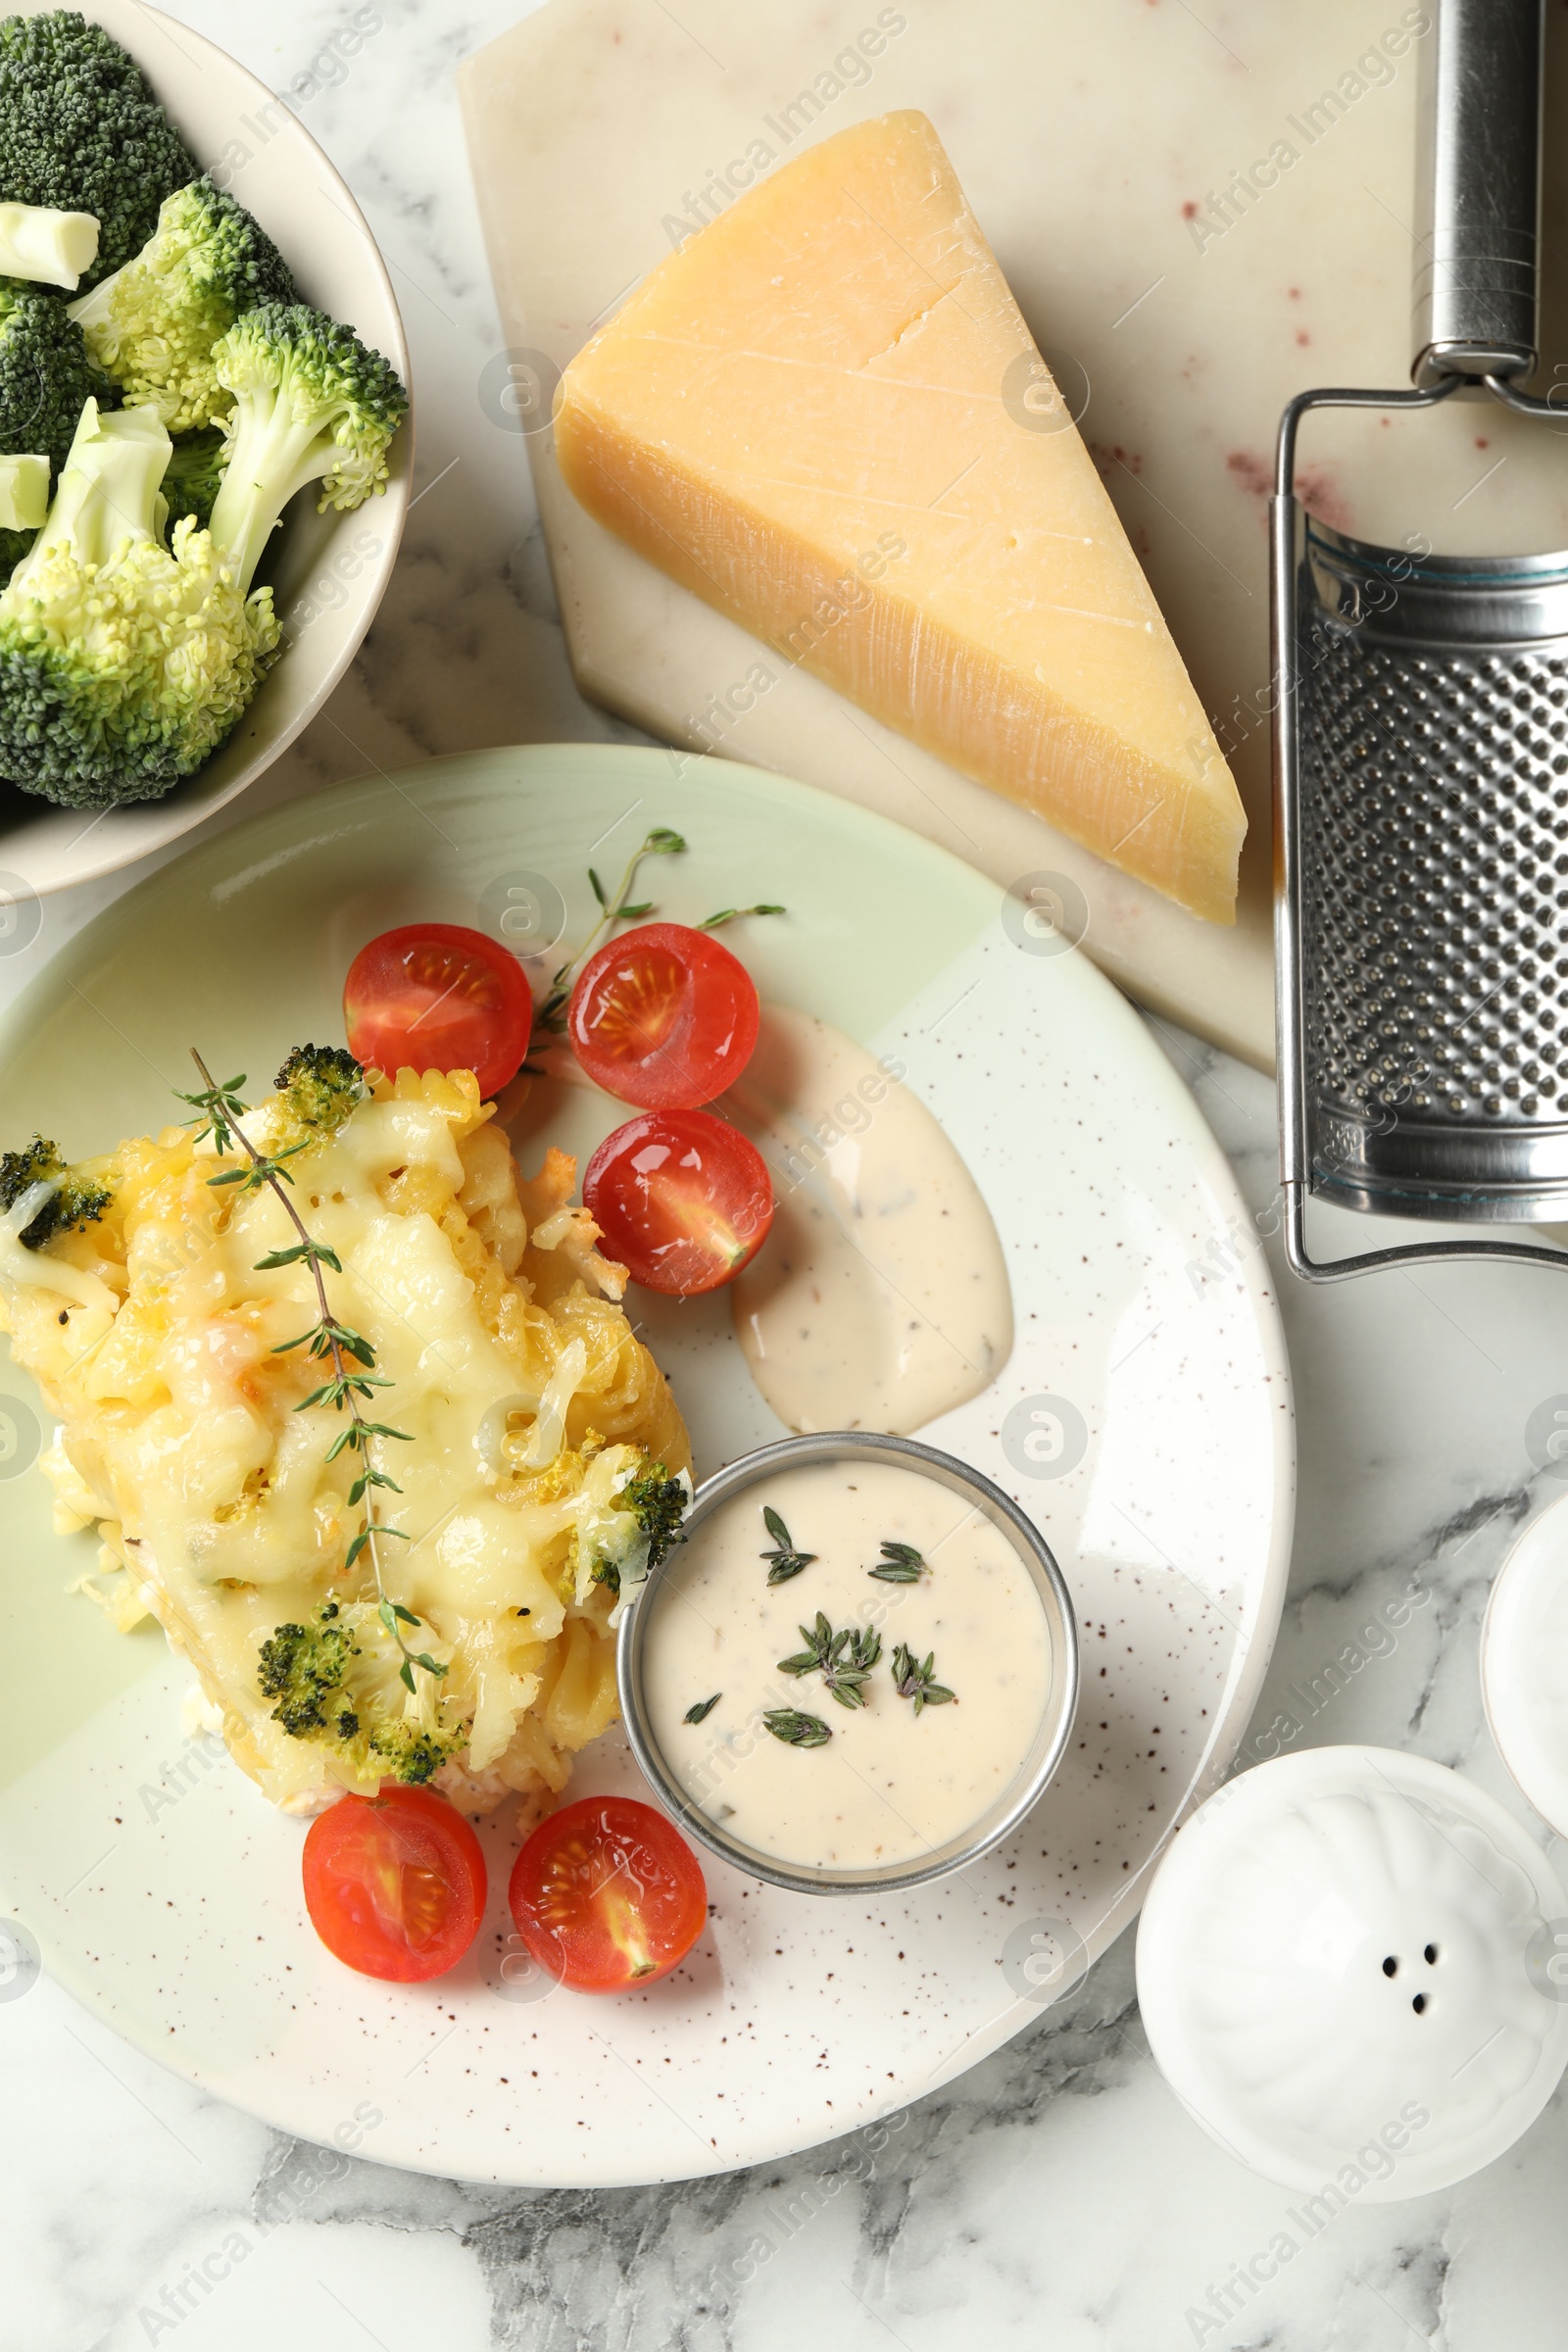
[8,3,1568,2345]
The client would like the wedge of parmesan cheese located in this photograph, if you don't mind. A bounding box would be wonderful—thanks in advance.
[555,108,1246,923]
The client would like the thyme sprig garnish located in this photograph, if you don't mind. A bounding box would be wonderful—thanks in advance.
[698,903,786,931]
[533,826,689,1036]
[891,1642,956,1716]
[761,1504,817,1586]
[869,1540,928,1585]
[763,1706,831,1747]
[179,1053,446,1699]
[778,1611,882,1709]
[684,1692,721,1725]
[523,827,786,1056]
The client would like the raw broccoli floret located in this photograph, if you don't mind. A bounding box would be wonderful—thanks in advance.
[0,397,279,806]
[0,280,103,466]
[70,177,296,430]
[160,425,226,533]
[0,280,107,576]
[275,1044,365,1139]
[0,1133,110,1248]
[258,1604,464,1788]
[0,11,196,288]
[206,303,408,592]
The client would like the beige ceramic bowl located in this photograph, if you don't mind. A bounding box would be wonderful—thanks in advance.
[0,0,411,902]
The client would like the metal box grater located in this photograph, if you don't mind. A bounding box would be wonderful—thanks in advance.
[1273,0,1568,1280]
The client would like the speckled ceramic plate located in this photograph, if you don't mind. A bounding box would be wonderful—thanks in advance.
[0,747,1293,2186]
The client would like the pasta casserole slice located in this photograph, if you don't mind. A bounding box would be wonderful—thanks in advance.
[0,1052,691,1816]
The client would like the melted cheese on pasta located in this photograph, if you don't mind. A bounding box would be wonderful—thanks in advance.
[0,1070,689,1812]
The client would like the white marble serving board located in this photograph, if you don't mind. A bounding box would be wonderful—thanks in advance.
[459,0,1568,1073]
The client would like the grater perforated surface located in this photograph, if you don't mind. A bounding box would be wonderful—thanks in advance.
[1294,520,1568,1213]
[1300,627,1568,1125]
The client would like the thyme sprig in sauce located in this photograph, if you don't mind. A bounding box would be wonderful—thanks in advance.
[179,1051,447,1700]
[778,1611,882,1709]
[763,1706,831,1748]
[891,1642,956,1716]
[869,1540,928,1584]
[684,1692,721,1725]
[761,1505,817,1586]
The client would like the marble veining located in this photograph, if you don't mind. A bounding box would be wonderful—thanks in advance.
[5,2,1568,2346]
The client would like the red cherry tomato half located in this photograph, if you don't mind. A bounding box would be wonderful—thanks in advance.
[583,1107,774,1295]
[302,1787,487,1983]
[567,922,760,1109]
[343,923,532,1101]
[509,1795,708,1993]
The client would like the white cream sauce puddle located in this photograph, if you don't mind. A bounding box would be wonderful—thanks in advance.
[725,1007,1013,1435]
[641,1458,1053,1872]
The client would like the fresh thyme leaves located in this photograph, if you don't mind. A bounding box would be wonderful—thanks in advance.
[763,1706,831,1748]
[777,1612,882,1709]
[891,1642,956,1716]
[868,1539,928,1584]
[684,1692,721,1725]
[527,830,785,1049]
[761,1504,817,1586]
[181,1051,444,1701]
[697,903,787,932]
[533,826,690,1036]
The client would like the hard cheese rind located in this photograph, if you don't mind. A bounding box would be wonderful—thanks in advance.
[554,108,1246,924]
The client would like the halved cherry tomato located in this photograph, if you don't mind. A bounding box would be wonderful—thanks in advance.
[567,922,760,1109]
[302,1787,487,1983]
[583,1107,773,1294]
[343,923,532,1101]
[509,1795,707,1993]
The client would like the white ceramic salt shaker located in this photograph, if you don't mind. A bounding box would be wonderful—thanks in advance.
[1136,1745,1568,2197]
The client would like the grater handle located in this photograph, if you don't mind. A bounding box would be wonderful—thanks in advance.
[1413,0,1544,386]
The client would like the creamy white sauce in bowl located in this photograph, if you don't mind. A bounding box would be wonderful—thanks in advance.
[617,1433,1079,1895]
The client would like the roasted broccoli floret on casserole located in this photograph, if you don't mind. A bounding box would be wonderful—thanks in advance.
[0,1133,110,1248]
[258,1603,465,1788]
[275,1044,366,1140]
[574,1452,691,1605]
[0,397,279,805]
[622,1460,691,1572]
[206,303,408,592]
[159,424,226,533]
[0,12,197,288]
[70,177,296,429]
[260,1608,354,1739]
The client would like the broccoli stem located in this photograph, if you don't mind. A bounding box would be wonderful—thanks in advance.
[62,268,117,341]
[0,453,48,533]
[0,200,99,290]
[13,399,169,584]
[207,368,336,594]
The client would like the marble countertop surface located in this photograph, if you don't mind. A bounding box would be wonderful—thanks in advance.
[8,2,1568,2345]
